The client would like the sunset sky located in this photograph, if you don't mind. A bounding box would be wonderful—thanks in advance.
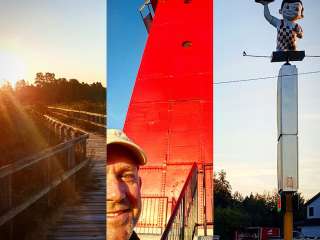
[0,0,105,86]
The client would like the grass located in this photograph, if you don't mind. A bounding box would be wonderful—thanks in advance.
[0,98,60,167]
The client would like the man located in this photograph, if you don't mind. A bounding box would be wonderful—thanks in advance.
[107,129,147,240]
[257,0,304,51]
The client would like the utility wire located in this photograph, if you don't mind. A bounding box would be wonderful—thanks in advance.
[214,70,320,85]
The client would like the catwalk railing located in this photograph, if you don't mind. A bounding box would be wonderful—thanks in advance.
[161,163,198,240]
[0,115,89,236]
[136,196,169,235]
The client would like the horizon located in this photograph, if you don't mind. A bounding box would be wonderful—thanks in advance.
[0,0,106,87]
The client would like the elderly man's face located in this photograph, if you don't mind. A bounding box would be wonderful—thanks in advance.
[107,146,142,240]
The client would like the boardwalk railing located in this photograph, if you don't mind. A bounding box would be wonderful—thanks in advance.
[161,163,198,240]
[0,116,89,235]
[48,106,106,133]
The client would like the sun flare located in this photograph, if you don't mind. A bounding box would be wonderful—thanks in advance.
[0,52,27,86]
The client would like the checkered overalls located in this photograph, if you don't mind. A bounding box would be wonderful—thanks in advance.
[276,20,300,51]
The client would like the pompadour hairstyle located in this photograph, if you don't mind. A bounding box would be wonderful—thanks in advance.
[281,0,303,9]
[281,0,304,18]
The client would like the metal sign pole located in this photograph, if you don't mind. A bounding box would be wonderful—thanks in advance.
[284,193,293,240]
[254,1,305,238]
[277,62,299,240]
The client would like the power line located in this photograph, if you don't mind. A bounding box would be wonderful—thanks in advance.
[214,70,320,85]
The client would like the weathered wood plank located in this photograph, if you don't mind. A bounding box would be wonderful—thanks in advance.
[47,132,105,240]
[0,134,88,179]
[0,159,89,226]
[48,107,106,119]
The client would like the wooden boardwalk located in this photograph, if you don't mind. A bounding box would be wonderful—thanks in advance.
[47,132,105,240]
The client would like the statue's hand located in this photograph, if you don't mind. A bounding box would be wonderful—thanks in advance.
[295,25,303,39]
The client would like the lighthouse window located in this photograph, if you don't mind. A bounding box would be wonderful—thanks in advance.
[182,41,192,48]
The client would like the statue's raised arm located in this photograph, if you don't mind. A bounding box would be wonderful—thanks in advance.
[263,2,280,27]
[256,0,304,51]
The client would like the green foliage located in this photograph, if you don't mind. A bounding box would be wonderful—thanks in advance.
[214,170,306,240]
[15,72,106,105]
[215,207,250,240]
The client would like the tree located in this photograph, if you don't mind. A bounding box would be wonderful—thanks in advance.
[215,207,250,240]
[215,170,233,208]
[15,79,27,91]
[35,72,45,87]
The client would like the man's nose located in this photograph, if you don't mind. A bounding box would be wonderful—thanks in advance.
[107,176,126,202]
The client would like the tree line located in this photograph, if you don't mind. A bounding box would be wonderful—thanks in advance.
[215,170,306,240]
[12,72,105,105]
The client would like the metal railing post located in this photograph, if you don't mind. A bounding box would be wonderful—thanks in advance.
[180,197,185,240]
[203,163,207,236]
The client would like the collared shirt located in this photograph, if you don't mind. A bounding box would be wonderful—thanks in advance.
[276,19,301,51]
[264,7,303,51]
[129,231,140,240]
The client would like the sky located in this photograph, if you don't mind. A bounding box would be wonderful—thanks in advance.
[107,0,147,129]
[0,0,106,86]
[109,0,320,199]
[215,0,320,199]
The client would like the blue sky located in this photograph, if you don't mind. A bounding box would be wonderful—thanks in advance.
[108,0,320,199]
[107,0,147,129]
[0,0,105,86]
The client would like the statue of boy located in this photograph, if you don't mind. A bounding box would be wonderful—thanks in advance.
[258,0,304,51]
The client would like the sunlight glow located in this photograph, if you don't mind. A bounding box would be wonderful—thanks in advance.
[0,52,27,86]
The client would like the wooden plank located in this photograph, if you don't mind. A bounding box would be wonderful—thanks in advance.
[0,159,90,226]
[48,132,105,240]
[48,107,106,118]
[0,134,88,178]
[0,112,104,239]
[50,111,106,129]
[44,115,89,135]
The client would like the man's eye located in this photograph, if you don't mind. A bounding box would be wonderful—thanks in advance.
[122,173,137,182]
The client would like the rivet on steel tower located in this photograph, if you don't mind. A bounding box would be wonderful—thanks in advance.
[124,0,213,238]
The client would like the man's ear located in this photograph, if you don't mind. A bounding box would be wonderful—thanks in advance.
[279,9,282,15]
[300,7,304,18]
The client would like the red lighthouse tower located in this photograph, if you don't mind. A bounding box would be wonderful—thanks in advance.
[124,0,213,237]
